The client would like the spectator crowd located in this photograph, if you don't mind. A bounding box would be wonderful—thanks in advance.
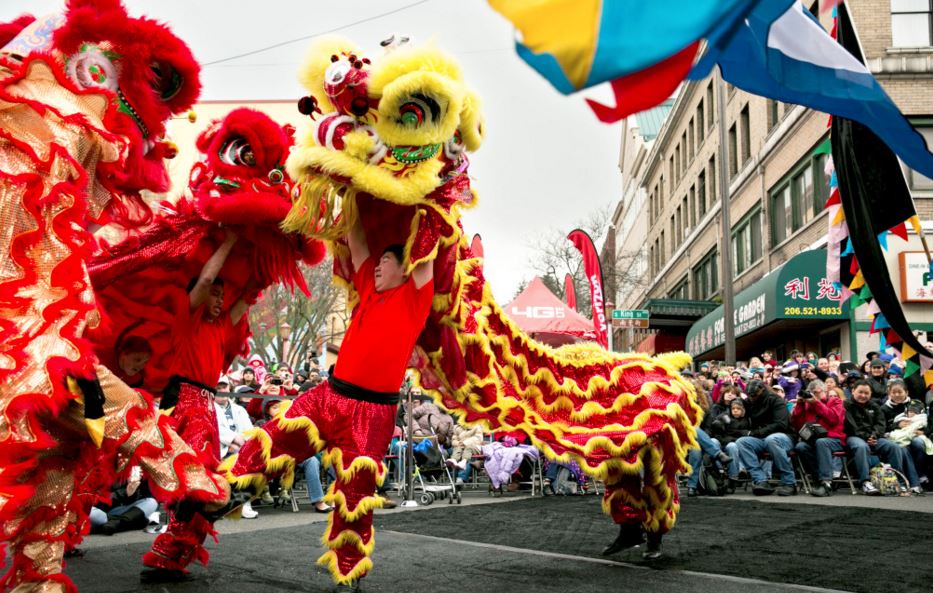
[88,345,933,542]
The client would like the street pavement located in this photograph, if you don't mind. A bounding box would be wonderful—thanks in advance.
[58,487,933,593]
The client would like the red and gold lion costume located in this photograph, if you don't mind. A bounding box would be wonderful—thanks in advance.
[224,37,701,586]
[0,3,232,592]
[86,107,326,576]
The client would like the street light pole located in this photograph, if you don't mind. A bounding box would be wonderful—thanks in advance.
[400,385,418,508]
[605,301,614,353]
[716,66,736,365]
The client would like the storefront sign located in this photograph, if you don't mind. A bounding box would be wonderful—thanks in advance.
[899,251,933,303]
[685,249,847,357]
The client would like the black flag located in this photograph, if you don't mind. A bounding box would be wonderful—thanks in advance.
[831,2,933,363]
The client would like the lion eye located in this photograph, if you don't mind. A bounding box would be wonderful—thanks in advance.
[399,101,425,127]
[220,137,256,167]
[325,60,351,86]
[150,60,183,101]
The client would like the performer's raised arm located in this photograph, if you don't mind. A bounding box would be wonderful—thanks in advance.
[346,213,370,272]
[230,278,257,325]
[190,229,237,309]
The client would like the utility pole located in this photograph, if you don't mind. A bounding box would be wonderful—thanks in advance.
[716,66,736,365]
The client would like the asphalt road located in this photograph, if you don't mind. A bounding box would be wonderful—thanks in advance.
[52,488,933,593]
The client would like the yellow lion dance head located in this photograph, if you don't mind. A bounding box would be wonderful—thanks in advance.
[284,37,484,240]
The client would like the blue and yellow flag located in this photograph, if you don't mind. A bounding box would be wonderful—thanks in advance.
[489,0,752,94]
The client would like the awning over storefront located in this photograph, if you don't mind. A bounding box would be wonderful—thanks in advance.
[636,332,686,354]
[685,249,848,359]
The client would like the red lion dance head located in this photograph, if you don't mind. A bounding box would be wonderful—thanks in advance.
[89,108,326,393]
[1,0,201,224]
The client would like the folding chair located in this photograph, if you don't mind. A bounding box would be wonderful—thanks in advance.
[831,450,858,494]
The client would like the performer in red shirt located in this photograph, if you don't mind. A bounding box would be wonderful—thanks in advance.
[142,229,253,582]
[222,214,433,588]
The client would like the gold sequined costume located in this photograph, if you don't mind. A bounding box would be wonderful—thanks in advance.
[0,4,229,592]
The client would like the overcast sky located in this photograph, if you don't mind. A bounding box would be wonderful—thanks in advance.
[3,1,623,302]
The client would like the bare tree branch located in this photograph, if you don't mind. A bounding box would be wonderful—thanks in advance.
[245,256,346,370]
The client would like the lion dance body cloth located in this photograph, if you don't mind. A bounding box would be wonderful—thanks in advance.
[222,36,702,585]
[0,3,231,591]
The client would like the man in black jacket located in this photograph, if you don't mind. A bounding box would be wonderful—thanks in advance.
[735,380,797,496]
[845,380,920,494]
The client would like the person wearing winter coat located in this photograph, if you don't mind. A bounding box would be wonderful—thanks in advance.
[735,380,797,496]
[447,423,485,485]
[405,400,454,445]
[844,380,921,495]
[709,399,753,481]
[790,380,846,497]
[881,379,929,487]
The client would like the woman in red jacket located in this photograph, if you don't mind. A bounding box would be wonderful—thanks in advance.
[791,379,846,497]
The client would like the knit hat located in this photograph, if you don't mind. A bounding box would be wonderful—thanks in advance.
[908,400,926,414]
[869,359,886,368]
[781,361,799,374]
[730,398,746,410]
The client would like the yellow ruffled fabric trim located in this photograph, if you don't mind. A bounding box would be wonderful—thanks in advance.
[317,551,373,585]
[321,514,375,556]
[323,447,387,487]
[275,400,327,452]
[217,427,296,492]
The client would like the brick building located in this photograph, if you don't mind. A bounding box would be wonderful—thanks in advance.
[611,0,933,362]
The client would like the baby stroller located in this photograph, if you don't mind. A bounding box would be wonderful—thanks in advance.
[404,421,462,505]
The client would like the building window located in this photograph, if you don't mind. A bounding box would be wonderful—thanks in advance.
[697,100,706,144]
[728,124,738,176]
[732,207,762,277]
[660,230,666,263]
[698,171,706,217]
[707,83,715,130]
[681,195,689,237]
[652,185,659,221]
[906,125,933,190]
[767,100,780,132]
[689,185,696,229]
[769,143,830,245]
[892,0,933,47]
[681,132,688,173]
[740,104,751,164]
[693,249,719,301]
[688,118,695,161]
[674,147,680,184]
[709,156,717,205]
[669,276,689,300]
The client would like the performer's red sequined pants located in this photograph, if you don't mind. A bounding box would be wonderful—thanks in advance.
[143,381,220,572]
[225,381,396,584]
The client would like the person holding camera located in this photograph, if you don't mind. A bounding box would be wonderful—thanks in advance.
[791,380,845,497]
[735,380,797,496]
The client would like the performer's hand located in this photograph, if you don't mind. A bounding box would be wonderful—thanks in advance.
[223,227,238,243]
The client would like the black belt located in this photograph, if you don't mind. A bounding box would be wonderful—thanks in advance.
[329,376,400,405]
[160,375,217,410]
